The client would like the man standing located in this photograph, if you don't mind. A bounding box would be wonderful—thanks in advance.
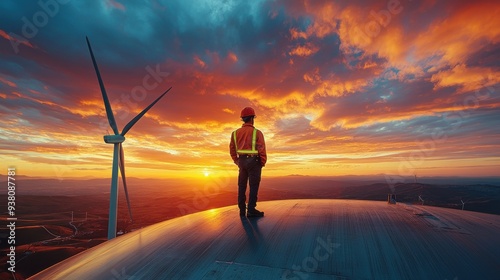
[229,107,267,217]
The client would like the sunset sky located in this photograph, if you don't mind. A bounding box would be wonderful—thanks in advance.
[0,0,499,180]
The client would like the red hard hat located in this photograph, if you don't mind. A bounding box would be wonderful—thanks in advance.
[240,107,256,118]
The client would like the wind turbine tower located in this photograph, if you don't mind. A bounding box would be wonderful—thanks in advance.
[86,37,171,239]
[418,195,424,205]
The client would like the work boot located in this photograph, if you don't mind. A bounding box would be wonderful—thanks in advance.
[247,208,264,217]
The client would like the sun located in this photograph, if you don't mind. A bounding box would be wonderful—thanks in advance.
[203,169,211,177]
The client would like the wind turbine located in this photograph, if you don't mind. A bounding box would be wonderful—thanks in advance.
[86,36,171,239]
[418,195,424,205]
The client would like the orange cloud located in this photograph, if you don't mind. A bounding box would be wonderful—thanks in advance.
[227,52,238,63]
[193,55,206,68]
[431,64,500,93]
[0,29,35,50]
[0,76,17,88]
[311,77,371,99]
[289,1,339,40]
[289,43,319,57]
[412,2,500,67]
[222,108,234,114]
[338,6,408,66]
[290,28,308,40]
[303,67,321,85]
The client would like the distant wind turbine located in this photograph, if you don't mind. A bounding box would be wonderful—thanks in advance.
[418,195,424,205]
[460,199,465,210]
[86,36,172,239]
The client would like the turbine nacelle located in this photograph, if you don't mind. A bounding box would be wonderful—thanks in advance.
[104,135,125,144]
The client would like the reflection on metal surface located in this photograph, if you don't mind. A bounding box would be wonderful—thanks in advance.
[30,199,500,279]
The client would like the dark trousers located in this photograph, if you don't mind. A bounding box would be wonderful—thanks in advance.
[237,156,262,211]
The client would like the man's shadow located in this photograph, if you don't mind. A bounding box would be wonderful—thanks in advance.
[239,216,265,248]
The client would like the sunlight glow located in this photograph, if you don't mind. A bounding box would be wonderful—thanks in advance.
[203,169,211,177]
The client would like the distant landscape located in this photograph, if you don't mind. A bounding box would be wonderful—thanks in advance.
[1,175,499,279]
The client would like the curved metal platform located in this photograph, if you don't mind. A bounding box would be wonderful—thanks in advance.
[30,199,500,279]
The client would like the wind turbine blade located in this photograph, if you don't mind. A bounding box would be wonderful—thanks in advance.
[119,143,133,222]
[121,87,172,136]
[86,36,119,135]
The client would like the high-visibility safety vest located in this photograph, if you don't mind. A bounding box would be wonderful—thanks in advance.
[233,128,258,155]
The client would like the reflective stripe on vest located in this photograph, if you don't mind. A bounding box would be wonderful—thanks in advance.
[233,128,258,155]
